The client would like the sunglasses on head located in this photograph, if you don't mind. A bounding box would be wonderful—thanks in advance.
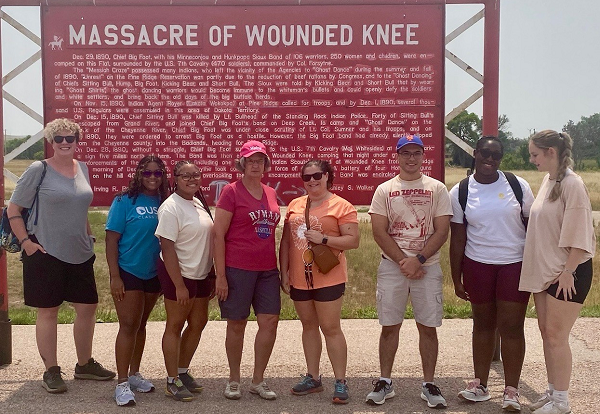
[53,135,77,144]
[141,170,164,178]
[301,172,324,182]
[478,148,503,161]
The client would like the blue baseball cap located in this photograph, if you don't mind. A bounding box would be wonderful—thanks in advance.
[396,134,424,152]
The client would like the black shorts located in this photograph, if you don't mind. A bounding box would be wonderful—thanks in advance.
[22,250,98,308]
[290,283,346,302]
[119,267,161,294]
[157,259,212,301]
[546,259,593,304]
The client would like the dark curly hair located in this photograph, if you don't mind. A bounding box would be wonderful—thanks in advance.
[301,159,335,190]
[116,155,169,203]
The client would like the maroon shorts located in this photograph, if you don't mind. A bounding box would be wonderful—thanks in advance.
[462,256,530,304]
[157,259,212,301]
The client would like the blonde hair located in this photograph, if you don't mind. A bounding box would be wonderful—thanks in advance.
[44,118,81,143]
[530,129,573,202]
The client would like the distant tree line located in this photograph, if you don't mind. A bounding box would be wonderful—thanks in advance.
[446,111,600,171]
[4,135,44,160]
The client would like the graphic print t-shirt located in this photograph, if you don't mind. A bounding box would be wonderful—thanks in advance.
[217,180,281,271]
[106,193,161,280]
[369,174,452,265]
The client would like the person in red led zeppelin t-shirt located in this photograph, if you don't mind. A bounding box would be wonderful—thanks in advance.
[213,140,282,401]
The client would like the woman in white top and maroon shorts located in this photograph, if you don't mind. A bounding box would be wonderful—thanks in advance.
[520,130,595,414]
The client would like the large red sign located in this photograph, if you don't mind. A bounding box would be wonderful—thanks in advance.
[42,3,445,205]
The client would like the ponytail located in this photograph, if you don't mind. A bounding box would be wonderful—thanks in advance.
[530,130,573,202]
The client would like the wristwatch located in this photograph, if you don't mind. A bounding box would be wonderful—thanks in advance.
[322,236,328,245]
[416,254,427,264]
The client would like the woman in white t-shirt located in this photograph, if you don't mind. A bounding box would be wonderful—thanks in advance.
[519,130,595,414]
[449,136,534,411]
[155,161,214,402]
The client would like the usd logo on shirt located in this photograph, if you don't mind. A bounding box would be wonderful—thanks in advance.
[136,206,159,216]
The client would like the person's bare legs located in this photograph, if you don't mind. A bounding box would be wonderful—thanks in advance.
[178,297,209,369]
[379,324,401,378]
[496,300,528,388]
[471,302,497,386]
[129,292,160,375]
[416,323,438,383]
[113,291,144,380]
[252,313,279,384]
[72,302,97,366]
[36,306,60,369]
[294,300,322,378]
[225,319,247,382]
[315,297,346,380]
[162,298,192,377]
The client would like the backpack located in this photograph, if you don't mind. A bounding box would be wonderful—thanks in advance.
[0,161,48,253]
[458,171,526,228]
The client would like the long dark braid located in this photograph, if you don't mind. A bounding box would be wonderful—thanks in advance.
[117,155,169,203]
[530,130,573,202]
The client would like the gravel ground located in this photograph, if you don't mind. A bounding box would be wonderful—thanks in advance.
[1,318,599,413]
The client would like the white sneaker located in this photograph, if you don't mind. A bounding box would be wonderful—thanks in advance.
[529,392,552,411]
[249,381,277,400]
[114,381,136,406]
[224,381,242,400]
[538,400,571,414]
[502,386,521,411]
[128,372,155,393]
[458,378,491,402]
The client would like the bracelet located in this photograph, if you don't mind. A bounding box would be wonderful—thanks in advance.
[19,236,30,244]
[8,215,23,221]
[563,268,577,276]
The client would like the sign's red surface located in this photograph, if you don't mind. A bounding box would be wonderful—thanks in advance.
[42,4,445,205]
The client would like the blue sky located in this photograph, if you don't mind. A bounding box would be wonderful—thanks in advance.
[2,1,599,140]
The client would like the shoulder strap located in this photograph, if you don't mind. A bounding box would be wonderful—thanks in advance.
[503,171,526,227]
[304,197,311,230]
[32,161,47,226]
[458,176,469,225]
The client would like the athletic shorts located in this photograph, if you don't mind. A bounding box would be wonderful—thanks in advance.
[546,259,593,304]
[219,267,281,320]
[462,257,530,304]
[376,258,443,328]
[157,259,211,301]
[119,267,161,294]
[290,283,345,302]
[22,250,97,308]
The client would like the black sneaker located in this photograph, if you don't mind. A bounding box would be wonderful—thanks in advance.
[291,374,324,395]
[165,378,195,402]
[179,371,203,393]
[332,379,349,404]
[74,358,116,380]
[42,366,67,393]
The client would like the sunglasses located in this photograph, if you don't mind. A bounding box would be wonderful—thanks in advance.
[478,148,503,161]
[301,172,325,182]
[141,170,164,178]
[53,135,77,144]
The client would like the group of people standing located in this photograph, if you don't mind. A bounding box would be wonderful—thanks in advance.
[7,118,595,414]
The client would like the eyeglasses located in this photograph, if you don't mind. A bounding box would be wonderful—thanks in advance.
[53,135,76,144]
[246,158,265,165]
[175,172,201,181]
[301,172,324,182]
[302,248,314,289]
[478,148,503,161]
[398,151,423,159]
[141,170,164,178]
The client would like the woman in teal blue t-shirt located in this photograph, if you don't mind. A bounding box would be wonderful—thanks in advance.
[105,155,169,407]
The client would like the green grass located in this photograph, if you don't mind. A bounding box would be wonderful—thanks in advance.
[6,165,600,324]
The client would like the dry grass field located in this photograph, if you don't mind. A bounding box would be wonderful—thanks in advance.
[4,163,600,323]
